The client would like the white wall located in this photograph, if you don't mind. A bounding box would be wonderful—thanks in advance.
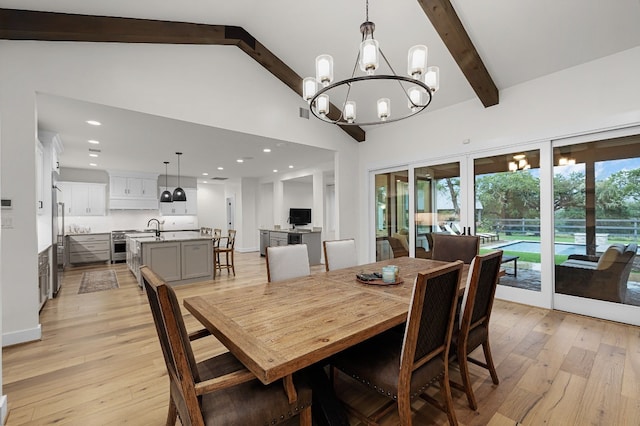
[283,181,313,227]
[358,47,640,262]
[196,183,226,230]
[258,182,274,229]
[0,40,360,349]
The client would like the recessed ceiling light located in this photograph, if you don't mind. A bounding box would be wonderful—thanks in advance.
[288,165,294,169]
[89,153,98,158]
[237,159,244,163]
[88,139,100,144]
[202,172,209,176]
[86,120,101,126]
[202,180,208,184]
[89,163,98,167]
[273,169,278,173]
[217,167,224,170]
[263,148,271,153]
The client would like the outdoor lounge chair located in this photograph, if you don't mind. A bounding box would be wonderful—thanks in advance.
[555,243,637,303]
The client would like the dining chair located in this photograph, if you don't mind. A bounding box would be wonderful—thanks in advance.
[431,233,480,264]
[323,238,357,271]
[266,244,311,282]
[215,229,236,276]
[451,250,503,410]
[331,261,464,425]
[141,265,313,426]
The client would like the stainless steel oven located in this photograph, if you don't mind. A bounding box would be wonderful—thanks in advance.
[111,230,137,263]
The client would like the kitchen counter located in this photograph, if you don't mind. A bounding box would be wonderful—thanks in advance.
[133,231,212,243]
[127,231,213,286]
[259,229,322,265]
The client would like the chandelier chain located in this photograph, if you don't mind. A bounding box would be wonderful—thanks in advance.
[365,0,369,22]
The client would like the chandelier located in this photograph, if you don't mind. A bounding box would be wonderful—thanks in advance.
[303,0,439,126]
[509,154,531,172]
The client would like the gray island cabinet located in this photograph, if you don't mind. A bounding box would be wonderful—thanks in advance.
[259,229,322,265]
[128,231,213,286]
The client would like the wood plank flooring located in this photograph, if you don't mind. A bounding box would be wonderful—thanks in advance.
[3,252,640,425]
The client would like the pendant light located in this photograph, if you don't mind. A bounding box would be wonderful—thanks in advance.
[172,152,187,202]
[160,161,173,203]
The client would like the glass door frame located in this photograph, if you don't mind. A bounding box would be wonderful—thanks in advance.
[552,126,640,326]
[368,165,411,261]
[466,142,553,309]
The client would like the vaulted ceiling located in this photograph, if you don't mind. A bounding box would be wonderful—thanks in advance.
[1,0,639,178]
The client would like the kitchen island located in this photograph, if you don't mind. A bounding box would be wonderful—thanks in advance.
[127,231,213,286]
[259,228,322,265]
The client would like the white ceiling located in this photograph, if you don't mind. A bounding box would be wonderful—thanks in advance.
[5,0,640,180]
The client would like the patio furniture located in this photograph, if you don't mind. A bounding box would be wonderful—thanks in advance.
[501,255,519,277]
[555,243,637,303]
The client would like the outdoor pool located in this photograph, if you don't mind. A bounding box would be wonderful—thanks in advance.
[494,241,587,256]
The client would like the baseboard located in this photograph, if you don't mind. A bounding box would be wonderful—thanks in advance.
[236,247,259,253]
[2,324,41,347]
[0,395,7,425]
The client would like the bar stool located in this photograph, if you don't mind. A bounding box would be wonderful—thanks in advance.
[215,229,236,276]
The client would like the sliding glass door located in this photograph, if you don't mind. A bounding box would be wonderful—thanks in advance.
[374,169,409,260]
[553,134,640,325]
[472,148,550,306]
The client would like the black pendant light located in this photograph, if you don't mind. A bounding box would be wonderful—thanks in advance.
[160,161,173,203]
[172,152,187,202]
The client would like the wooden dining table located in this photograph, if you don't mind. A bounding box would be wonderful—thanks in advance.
[183,256,469,386]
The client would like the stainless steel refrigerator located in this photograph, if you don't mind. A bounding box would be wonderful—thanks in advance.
[51,181,65,296]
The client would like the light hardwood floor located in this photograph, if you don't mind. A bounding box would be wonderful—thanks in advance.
[3,252,640,425]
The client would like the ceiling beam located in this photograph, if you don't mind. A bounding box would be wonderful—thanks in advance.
[417,0,499,107]
[0,8,366,142]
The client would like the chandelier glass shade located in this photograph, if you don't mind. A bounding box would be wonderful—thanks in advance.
[509,154,531,172]
[172,152,187,202]
[160,161,173,203]
[303,0,439,126]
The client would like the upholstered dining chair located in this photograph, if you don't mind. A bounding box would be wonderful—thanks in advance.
[266,244,311,283]
[323,238,357,271]
[214,229,236,277]
[431,233,480,264]
[331,261,464,425]
[451,250,503,410]
[140,266,313,426]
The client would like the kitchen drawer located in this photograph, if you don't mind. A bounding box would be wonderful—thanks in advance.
[68,234,110,243]
[69,250,110,264]
[69,240,110,253]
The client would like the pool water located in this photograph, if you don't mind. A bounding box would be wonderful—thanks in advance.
[494,241,586,256]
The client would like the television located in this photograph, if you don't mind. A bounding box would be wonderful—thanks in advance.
[289,208,312,226]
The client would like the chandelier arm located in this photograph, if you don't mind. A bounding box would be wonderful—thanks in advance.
[309,75,432,126]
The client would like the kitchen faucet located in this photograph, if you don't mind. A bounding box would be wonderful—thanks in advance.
[147,218,161,238]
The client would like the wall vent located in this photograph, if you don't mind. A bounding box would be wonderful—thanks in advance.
[299,107,309,119]
[212,177,228,181]
[88,148,102,152]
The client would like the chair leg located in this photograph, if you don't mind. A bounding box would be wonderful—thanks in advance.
[482,340,500,385]
[299,405,312,426]
[457,346,478,410]
[230,250,235,276]
[166,396,178,426]
[397,393,412,426]
[439,374,458,426]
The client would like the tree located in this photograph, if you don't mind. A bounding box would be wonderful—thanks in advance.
[553,171,585,215]
[476,172,540,220]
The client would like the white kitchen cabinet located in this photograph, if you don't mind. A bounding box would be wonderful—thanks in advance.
[57,181,106,216]
[159,188,198,215]
[108,171,159,210]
